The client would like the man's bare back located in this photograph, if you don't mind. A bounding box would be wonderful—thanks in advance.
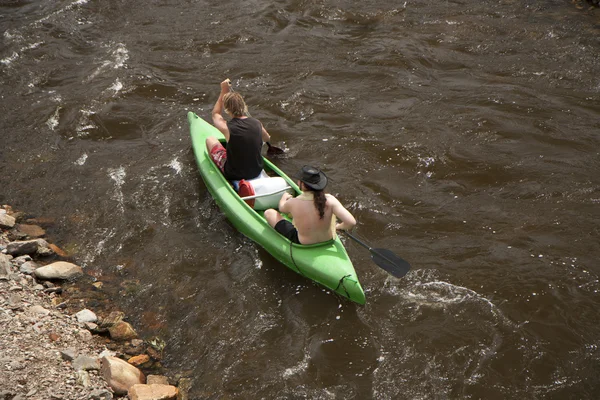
[264,166,356,245]
[281,193,335,244]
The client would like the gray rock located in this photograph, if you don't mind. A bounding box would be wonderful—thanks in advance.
[10,359,25,370]
[98,349,116,359]
[19,261,39,275]
[8,293,21,310]
[88,389,113,400]
[60,348,77,361]
[0,213,16,229]
[84,322,98,331]
[72,355,100,371]
[12,255,32,266]
[76,370,91,387]
[7,230,28,241]
[28,305,50,316]
[78,330,93,342]
[75,309,98,323]
[7,239,52,257]
[0,254,12,281]
[34,261,83,281]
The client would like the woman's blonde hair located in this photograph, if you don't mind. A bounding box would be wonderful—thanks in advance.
[223,92,248,117]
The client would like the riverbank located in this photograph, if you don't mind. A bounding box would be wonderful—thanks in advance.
[0,206,189,400]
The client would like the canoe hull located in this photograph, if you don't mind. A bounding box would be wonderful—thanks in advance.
[188,111,365,305]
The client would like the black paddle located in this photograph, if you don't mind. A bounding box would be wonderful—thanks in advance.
[266,141,286,155]
[342,231,411,278]
[228,81,286,156]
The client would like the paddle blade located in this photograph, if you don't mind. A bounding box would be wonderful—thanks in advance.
[266,142,286,155]
[371,248,411,278]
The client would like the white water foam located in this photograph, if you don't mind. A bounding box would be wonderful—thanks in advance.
[253,247,263,269]
[1,52,19,66]
[3,0,87,63]
[75,153,88,165]
[400,277,515,329]
[283,351,310,378]
[168,158,182,175]
[35,0,89,25]
[87,43,129,81]
[108,78,123,95]
[76,108,97,137]
[45,107,61,130]
[82,227,116,264]
[0,42,43,66]
[108,166,126,213]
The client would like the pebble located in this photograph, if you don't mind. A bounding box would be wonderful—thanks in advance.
[28,305,50,316]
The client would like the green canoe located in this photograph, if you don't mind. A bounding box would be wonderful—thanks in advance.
[187,111,365,305]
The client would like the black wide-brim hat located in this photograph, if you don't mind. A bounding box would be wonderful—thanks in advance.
[295,165,328,190]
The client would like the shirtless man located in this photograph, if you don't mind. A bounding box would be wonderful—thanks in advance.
[264,166,356,245]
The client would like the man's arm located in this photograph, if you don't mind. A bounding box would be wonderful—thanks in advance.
[261,124,271,142]
[329,195,356,231]
[279,192,294,214]
[212,79,231,141]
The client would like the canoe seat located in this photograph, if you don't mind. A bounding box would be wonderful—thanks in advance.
[238,176,293,210]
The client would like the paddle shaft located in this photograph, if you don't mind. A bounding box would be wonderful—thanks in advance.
[342,231,372,251]
[342,231,411,278]
[240,186,292,201]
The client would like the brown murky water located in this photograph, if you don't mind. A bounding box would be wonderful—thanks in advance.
[1,0,599,398]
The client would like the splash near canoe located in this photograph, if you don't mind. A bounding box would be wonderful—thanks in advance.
[188,111,365,304]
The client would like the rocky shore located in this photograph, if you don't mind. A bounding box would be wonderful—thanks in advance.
[0,206,190,400]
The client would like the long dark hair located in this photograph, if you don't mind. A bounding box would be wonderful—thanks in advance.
[304,186,327,219]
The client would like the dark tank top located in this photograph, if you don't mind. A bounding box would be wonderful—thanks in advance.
[224,117,264,180]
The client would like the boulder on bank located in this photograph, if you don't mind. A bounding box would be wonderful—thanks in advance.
[15,223,46,238]
[0,213,16,229]
[109,321,138,341]
[34,261,83,280]
[7,238,53,257]
[128,384,178,400]
[19,260,39,275]
[101,356,145,395]
[76,308,98,323]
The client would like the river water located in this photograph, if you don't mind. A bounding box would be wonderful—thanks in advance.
[1,0,599,398]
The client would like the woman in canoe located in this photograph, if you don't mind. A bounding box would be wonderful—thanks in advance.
[265,166,357,245]
[206,79,272,181]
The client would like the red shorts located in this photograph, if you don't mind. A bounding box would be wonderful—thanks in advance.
[210,143,227,173]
